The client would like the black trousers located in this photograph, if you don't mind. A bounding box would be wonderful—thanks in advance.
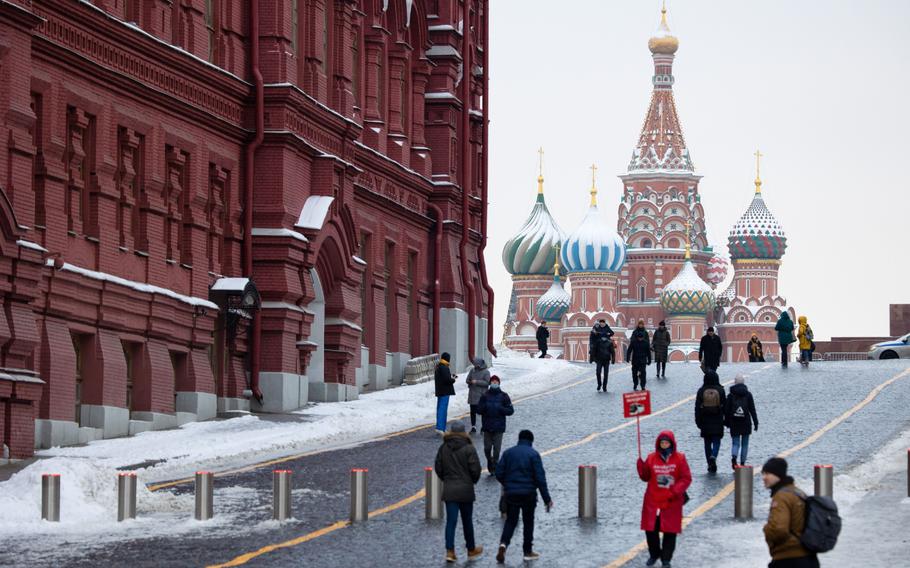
[655,361,666,377]
[596,360,610,388]
[632,362,648,389]
[645,515,677,562]
[500,493,537,554]
[538,345,547,358]
[469,404,479,427]
[768,556,819,568]
[780,345,790,366]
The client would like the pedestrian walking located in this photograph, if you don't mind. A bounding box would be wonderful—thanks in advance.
[494,429,552,563]
[775,312,796,368]
[797,316,814,367]
[652,321,671,379]
[435,352,457,435]
[761,457,820,568]
[637,430,692,568]
[434,422,484,563]
[477,375,514,474]
[626,330,652,391]
[465,357,490,434]
[536,321,550,359]
[748,333,766,362]
[695,370,726,473]
[590,319,616,392]
[725,374,759,468]
[698,327,723,373]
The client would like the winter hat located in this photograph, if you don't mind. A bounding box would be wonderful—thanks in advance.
[707,326,715,332]
[761,457,788,478]
[518,429,534,443]
[440,352,451,363]
[450,422,466,433]
[659,320,666,326]
[735,374,746,385]
[490,375,501,384]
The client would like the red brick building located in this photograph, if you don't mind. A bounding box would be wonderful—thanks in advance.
[0,0,491,459]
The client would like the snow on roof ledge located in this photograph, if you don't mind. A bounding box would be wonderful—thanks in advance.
[296,196,335,230]
[211,277,250,292]
[251,227,309,243]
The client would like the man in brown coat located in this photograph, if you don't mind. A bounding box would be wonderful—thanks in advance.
[761,457,820,568]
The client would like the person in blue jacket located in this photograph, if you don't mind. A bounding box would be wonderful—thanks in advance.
[477,375,514,474]
[494,430,553,563]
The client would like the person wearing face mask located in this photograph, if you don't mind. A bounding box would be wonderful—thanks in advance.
[589,319,616,392]
[637,431,692,568]
[652,321,671,379]
[477,376,514,475]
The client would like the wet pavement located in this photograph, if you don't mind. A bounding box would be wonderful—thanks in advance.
[4,359,910,568]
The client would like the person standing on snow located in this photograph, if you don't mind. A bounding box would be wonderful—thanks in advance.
[590,319,616,392]
[637,430,692,568]
[626,329,652,391]
[494,429,553,563]
[434,422,484,563]
[695,370,726,473]
[797,316,814,367]
[775,312,796,368]
[652,321,671,379]
[536,321,550,359]
[725,374,759,468]
[761,457,820,568]
[477,375,514,474]
[748,333,766,362]
[435,352,457,435]
[698,326,723,373]
[465,358,491,434]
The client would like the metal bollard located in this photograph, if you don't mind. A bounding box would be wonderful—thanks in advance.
[578,465,597,518]
[734,465,753,519]
[272,470,293,521]
[41,474,61,522]
[195,471,214,521]
[350,468,368,522]
[814,465,833,498]
[424,467,443,520]
[117,472,137,521]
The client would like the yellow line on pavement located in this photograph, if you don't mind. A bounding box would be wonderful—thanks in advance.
[601,365,910,568]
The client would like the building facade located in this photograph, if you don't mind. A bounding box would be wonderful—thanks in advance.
[0,0,491,459]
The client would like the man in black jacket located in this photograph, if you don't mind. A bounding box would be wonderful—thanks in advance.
[435,352,457,435]
[536,322,550,359]
[589,320,615,392]
[626,331,652,391]
[698,327,723,373]
[695,371,726,473]
[434,422,484,563]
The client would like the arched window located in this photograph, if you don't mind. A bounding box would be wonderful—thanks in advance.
[639,285,646,303]
[351,25,362,108]
[667,238,680,249]
[640,238,653,248]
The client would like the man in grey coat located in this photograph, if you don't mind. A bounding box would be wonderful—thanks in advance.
[465,357,490,434]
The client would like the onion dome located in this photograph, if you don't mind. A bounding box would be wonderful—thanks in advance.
[716,283,736,308]
[648,4,679,55]
[502,163,565,275]
[706,254,729,288]
[660,246,716,315]
[536,258,570,323]
[727,154,787,260]
[560,167,627,274]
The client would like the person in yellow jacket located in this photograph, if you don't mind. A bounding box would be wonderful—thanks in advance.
[796,316,814,367]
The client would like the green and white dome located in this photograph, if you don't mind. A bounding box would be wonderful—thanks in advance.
[660,253,716,315]
[502,179,565,276]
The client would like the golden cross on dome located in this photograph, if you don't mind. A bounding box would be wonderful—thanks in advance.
[552,244,561,277]
[537,147,545,194]
[589,163,598,207]
[684,220,692,260]
[753,149,763,194]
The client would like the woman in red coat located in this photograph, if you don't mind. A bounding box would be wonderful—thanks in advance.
[637,430,692,567]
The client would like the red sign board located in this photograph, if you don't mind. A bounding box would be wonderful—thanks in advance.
[623,390,652,418]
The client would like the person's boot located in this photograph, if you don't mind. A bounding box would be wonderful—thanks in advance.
[496,544,507,563]
[467,546,484,560]
[523,551,541,561]
[646,558,659,566]
[445,549,457,563]
[708,457,717,473]
[732,456,738,470]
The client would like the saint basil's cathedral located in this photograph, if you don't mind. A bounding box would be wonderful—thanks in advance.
[502,6,794,363]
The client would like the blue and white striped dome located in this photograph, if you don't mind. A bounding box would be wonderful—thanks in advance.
[536,273,570,323]
[561,203,627,274]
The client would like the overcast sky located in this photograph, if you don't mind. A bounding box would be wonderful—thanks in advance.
[485,0,910,342]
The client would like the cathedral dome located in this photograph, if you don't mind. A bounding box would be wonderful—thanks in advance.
[560,184,626,274]
[536,269,571,323]
[502,179,565,275]
[660,255,716,315]
[727,190,787,261]
[706,253,729,288]
[648,7,679,55]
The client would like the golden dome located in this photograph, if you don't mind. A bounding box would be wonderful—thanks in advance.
[648,6,679,55]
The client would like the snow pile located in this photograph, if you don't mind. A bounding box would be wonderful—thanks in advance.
[0,357,585,535]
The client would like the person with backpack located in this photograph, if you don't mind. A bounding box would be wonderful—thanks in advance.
[652,321,671,379]
[776,312,796,368]
[797,316,814,367]
[698,327,723,373]
[435,353,457,435]
[477,375,514,474]
[494,429,553,563]
[434,422,484,563]
[626,330,652,391]
[724,374,759,468]
[637,430,692,568]
[465,358,490,434]
[695,371,726,473]
[748,333,765,362]
[762,457,823,568]
[536,321,550,358]
[590,319,616,392]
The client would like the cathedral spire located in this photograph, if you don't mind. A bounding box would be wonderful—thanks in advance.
[754,149,763,194]
[537,146,545,195]
[589,163,598,207]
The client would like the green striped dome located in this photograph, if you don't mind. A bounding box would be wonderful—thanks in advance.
[502,193,565,275]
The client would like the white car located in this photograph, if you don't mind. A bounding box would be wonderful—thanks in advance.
[868,333,910,360]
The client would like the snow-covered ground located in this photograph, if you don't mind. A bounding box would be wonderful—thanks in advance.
[0,353,587,537]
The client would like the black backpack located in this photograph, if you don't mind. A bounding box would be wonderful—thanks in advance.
[786,490,842,553]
